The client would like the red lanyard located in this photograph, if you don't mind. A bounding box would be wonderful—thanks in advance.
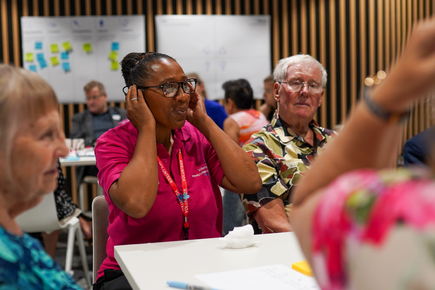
[157,149,190,240]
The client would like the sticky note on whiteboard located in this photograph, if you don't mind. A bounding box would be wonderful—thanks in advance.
[62,41,73,52]
[292,260,313,276]
[83,43,93,53]
[50,43,59,53]
[50,56,60,66]
[35,41,43,49]
[25,52,34,62]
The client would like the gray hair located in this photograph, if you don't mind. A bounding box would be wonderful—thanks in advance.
[273,54,328,87]
[0,64,58,186]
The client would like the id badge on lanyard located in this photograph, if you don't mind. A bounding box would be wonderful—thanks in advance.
[157,149,190,240]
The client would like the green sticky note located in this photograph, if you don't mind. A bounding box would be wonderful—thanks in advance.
[108,51,118,61]
[50,56,60,66]
[62,41,72,52]
[111,61,119,71]
[25,52,34,62]
[83,43,92,53]
[50,43,59,53]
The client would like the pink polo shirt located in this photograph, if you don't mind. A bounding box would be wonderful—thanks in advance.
[95,120,224,281]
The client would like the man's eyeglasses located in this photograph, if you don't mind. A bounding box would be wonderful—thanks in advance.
[122,78,197,98]
[86,95,104,102]
[279,79,323,94]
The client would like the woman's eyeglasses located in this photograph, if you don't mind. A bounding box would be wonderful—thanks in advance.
[122,78,197,98]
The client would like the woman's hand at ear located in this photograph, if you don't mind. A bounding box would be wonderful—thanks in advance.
[125,85,155,132]
[186,84,209,130]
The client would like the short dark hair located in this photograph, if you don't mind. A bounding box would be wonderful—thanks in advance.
[120,52,176,87]
[222,79,253,110]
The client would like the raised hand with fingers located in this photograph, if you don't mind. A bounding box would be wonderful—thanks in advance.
[125,85,155,132]
[186,82,208,130]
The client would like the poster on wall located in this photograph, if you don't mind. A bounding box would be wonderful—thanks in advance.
[155,15,271,100]
[21,15,145,103]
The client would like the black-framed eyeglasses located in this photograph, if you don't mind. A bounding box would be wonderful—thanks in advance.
[279,79,323,94]
[122,78,197,98]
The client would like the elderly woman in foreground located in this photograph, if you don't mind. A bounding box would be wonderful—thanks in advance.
[0,65,82,289]
[291,18,435,289]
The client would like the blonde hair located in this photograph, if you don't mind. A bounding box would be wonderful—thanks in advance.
[0,65,58,182]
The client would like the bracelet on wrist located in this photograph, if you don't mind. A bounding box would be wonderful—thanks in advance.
[363,86,410,124]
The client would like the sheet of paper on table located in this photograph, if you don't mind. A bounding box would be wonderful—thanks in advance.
[195,264,320,290]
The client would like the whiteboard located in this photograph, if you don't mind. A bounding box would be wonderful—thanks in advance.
[155,15,271,100]
[21,15,145,103]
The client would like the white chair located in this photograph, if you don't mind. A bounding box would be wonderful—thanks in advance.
[15,192,91,289]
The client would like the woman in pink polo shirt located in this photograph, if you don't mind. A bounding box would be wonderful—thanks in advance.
[93,52,262,289]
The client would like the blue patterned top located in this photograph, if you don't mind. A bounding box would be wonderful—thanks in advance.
[0,226,83,289]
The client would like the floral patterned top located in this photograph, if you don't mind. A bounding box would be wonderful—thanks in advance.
[242,111,336,217]
[0,226,82,289]
[312,168,435,289]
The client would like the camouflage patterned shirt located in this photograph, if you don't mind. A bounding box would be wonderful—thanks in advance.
[242,111,336,217]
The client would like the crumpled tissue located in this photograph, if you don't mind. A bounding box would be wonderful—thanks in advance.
[223,224,256,249]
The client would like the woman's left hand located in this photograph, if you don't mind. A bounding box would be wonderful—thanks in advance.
[186,85,208,130]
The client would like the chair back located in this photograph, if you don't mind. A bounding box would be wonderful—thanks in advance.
[16,192,61,233]
[92,195,109,282]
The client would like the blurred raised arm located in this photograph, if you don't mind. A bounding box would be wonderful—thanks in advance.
[291,17,435,261]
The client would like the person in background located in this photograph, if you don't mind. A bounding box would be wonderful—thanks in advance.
[0,64,82,289]
[93,52,262,289]
[403,125,434,167]
[221,78,268,235]
[222,79,268,147]
[242,54,336,233]
[187,72,227,129]
[260,74,277,122]
[70,81,127,205]
[291,18,435,289]
[71,81,127,148]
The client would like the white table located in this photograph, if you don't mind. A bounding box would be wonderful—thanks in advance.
[59,156,96,167]
[115,232,307,290]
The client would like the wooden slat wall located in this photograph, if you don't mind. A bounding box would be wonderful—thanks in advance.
[1,0,434,201]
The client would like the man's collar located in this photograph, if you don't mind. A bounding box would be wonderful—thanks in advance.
[271,112,321,144]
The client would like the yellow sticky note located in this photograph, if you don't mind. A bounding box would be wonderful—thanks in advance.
[50,56,60,66]
[108,50,118,61]
[25,52,34,62]
[50,43,59,53]
[109,50,118,61]
[83,43,93,53]
[111,61,119,71]
[62,41,73,52]
[292,260,313,276]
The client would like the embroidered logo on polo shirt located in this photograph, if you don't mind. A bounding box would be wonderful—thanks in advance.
[192,165,209,177]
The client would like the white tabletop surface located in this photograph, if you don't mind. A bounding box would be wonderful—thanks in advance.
[115,232,307,290]
[59,156,96,166]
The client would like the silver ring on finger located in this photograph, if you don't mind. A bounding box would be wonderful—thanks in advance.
[130,98,138,101]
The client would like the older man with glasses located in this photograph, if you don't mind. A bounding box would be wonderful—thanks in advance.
[242,54,337,234]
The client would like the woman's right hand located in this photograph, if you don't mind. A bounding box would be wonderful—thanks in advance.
[125,85,156,131]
